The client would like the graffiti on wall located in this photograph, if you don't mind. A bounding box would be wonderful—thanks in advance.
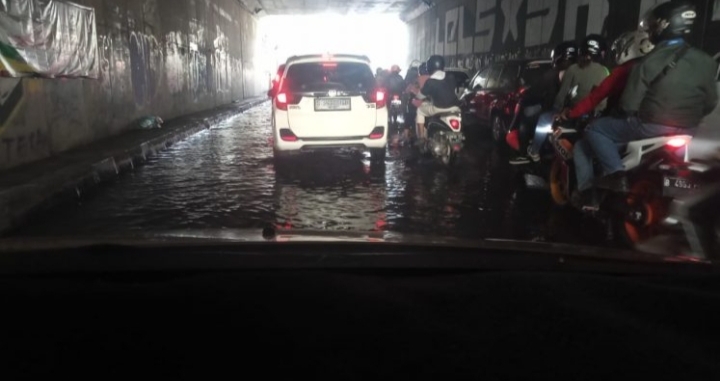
[189,19,210,102]
[0,79,50,163]
[165,31,186,95]
[1,128,49,162]
[0,79,23,129]
[129,32,163,107]
[214,27,231,95]
[412,0,720,71]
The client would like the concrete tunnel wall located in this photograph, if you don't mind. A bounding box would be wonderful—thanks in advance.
[0,0,266,171]
[404,0,720,71]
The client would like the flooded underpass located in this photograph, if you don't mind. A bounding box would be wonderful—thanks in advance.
[10,102,606,246]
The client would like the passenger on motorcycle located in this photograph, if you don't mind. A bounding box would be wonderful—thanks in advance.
[508,41,578,164]
[570,30,655,196]
[576,1,718,203]
[561,31,654,121]
[518,35,610,164]
[405,60,421,85]
[409,55,462,143]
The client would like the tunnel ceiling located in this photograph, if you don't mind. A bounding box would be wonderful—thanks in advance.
[238,0,423,16]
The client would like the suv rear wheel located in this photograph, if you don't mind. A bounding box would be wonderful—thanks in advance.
[370,148,386,163]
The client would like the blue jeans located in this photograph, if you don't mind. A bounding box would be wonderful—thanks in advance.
[529,110,558,156]
[574,116,693,191]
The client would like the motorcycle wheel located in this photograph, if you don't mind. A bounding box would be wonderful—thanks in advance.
[492,115,507,143]
[616,176,670,246]
[549,158,571,206]
[441,148,457,166]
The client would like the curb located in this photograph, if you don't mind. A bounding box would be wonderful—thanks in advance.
[0,97,268,235]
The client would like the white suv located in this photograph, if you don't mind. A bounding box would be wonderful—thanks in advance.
[271,54,388,162]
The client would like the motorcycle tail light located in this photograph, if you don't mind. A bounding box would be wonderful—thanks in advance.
[393,95,400,100]
[666,137,688,148]
[449,119,460,130]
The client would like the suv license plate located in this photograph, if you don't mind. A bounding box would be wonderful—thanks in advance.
[315,97,351,111]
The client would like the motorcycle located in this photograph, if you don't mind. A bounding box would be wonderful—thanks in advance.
[419,109,464,166]
[389,93,403,133]
[547,114,694,245]
[636,150,720,259]
[526,85,696,245]
[545,115,593,205]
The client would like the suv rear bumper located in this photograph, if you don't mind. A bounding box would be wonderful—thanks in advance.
[275,135,387,152]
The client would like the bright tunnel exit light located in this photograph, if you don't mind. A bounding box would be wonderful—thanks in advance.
[258,13,409,72]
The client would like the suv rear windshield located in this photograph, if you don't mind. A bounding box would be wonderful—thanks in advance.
[521,62,553,88]
[284,61,375,92]
[445,71,469,88]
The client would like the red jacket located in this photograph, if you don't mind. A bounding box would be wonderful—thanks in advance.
[568,60,638,119]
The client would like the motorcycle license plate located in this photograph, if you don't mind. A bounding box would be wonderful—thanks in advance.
[550,135,573,161]
[391,99,402,106]
[662,176,698,197]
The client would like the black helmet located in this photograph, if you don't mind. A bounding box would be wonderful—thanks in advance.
[418,61,429,76]
[579,34,608,60]
[426,55,445,74]
[551,41,578,67]
[640,1,696,44]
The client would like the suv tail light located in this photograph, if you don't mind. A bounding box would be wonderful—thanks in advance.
[371,89,386,108]
[276,92,288,110]
[369,127,384,139]
[449,119,460,130]
[279,128,298,142]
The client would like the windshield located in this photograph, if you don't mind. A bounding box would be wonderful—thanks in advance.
[521,63,553,88]
[284,61,375,92]
[1,5,718,261]
[445,71,469,88]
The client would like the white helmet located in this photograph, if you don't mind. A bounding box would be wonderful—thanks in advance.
[611,30,655,65]
[409,59,421,68]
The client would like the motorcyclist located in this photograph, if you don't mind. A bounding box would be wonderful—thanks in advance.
[554,34,610,111]
[508,41,578,164]
[385,65,405,98]
[375,67,387,87]
[567,30,655,201]
[513,35,609,165]
[384,65,406,129]
[409,55,462,144]
[576,1,718,204]
[402,61,428,143]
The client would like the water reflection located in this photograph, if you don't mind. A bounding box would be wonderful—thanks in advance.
[273,152,387,231]
[10,102,601,245]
